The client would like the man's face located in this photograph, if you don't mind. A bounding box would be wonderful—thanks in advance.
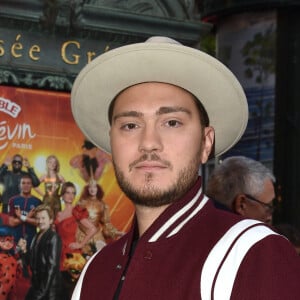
[12,155,23,172]
[20,178,33,195]
[35,210,52,233]
[241,179,275,224]
[110,82,214,207]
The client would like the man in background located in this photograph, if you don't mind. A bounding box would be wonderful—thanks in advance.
[206,156,275,224]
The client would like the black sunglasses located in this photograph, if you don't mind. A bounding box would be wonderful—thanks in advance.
[244,194,275,213]
[12,160,22,164]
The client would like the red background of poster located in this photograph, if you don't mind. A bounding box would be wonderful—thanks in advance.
[0,86,134,232]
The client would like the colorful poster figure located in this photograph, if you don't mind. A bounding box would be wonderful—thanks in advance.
[0,85,134,232]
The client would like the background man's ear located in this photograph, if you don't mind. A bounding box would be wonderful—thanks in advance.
[233,194,247,216]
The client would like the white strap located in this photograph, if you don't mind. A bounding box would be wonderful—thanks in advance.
[201,219,277,300]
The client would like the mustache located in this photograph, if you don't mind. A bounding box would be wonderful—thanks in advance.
[129,153,172,171]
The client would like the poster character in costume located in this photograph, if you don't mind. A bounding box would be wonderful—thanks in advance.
[61,253,87,300]
[0,226,17,300]
[55,182,97,270]
[76,180,123,255]
[70,37,300,300]
[69,140,110,182]
[19,204,63,300]
[36,155,65,218]
[8,174,42,252]
[0,154,40,213]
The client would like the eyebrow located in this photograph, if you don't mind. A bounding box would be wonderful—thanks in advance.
[157,106,191,115]
[113,106,191,122]
[113,111,142,122]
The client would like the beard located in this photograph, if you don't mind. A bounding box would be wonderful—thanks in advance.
[113,151,201,207]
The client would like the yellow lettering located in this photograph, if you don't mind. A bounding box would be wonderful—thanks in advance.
[11,34,23,58]
[29,45,40,61]
[86,51,96,63]
[61,40,80,65]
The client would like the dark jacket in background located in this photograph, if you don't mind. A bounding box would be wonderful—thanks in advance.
[25,228,62,300]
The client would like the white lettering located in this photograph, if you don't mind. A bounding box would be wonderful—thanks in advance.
[0,121,36,150]
[0,97,21,118]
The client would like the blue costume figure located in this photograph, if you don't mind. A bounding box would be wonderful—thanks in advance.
[8,174,42,251]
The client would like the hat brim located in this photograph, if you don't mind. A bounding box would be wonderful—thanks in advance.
[71,42,248,157]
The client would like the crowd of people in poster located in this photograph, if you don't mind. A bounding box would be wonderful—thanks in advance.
[0,140,124,300]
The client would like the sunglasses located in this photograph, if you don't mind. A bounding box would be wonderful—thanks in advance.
[244,194,275,213]
[12,160,22,164]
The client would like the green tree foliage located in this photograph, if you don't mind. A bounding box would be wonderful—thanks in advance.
[241,25,276,83]
[241,25,276,160]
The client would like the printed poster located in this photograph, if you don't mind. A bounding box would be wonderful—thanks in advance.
[0,85,134,232]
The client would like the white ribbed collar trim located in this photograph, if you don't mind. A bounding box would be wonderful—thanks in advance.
[148,186,207,242]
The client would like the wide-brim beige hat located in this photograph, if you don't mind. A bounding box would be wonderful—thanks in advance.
[71,36,248,157]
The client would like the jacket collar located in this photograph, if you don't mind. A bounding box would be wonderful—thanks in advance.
[123,177,209,254]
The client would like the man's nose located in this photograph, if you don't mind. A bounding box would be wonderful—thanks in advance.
[138,125,163,153]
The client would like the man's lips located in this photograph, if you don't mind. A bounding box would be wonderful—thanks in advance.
[134,162,168,170]
[129,153,172,171]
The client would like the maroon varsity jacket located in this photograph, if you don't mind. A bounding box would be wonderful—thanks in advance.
[72,178,300,300]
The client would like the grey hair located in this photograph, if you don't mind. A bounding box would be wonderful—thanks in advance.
[205,156,275,208]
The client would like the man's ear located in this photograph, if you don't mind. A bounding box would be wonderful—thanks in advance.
[234,194,247,216]
[200,127,215,164]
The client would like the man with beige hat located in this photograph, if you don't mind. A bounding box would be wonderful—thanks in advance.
[71,36,300,300]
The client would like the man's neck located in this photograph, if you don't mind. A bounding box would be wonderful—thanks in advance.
[135,204,170,237]
[21,192,31,197]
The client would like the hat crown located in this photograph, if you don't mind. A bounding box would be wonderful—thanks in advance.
[145,36,182,45]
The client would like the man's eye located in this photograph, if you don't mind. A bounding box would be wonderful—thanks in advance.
[166,120,181,127]
[122,123,137,130]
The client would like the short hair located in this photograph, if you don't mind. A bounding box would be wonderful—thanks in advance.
[20,174,33,182]
[205,156,275,208]
[13,154,23,161]
[34,204,54,220]
[61,181,77,196]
